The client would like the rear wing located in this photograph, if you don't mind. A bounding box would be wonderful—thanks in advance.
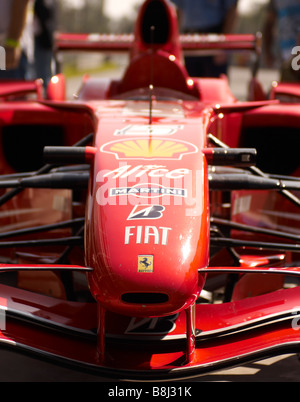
[181,33,261,54]
[55,32,261,54]
[55,33,134,52]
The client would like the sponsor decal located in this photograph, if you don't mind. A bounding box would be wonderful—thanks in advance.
[101,164,190,179]
[96,163,204,217]
[110,183,187,198]
[125,314,179,334]
[113,124,184,137]
[125,226,171,245]
[137,255,153,273]
[127,205,165,220]
[100,138,198,160]
[122,102,185,118]
[232,195,252,216]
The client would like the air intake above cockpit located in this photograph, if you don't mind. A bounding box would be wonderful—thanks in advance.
[141,0,170,44]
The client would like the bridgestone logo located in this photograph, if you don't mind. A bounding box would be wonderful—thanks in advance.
[110,187,187,197]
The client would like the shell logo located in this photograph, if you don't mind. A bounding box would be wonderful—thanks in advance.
[100,138,198,160]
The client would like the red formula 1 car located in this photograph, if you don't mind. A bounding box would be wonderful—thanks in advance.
[1,0,300,380]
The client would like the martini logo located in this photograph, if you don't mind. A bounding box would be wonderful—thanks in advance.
[100,138,198,160]
[127,205,165,220]
[110,183,187,198]
[138,255,153,273]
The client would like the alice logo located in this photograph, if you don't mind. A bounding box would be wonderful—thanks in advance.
[291,46,300,71]
[0,46,5,70]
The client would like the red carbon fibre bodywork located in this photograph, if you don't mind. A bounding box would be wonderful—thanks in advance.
[85,100,210,317]
[0,0,300,380]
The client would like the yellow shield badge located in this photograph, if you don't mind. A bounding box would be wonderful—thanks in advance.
[138,255,154,273]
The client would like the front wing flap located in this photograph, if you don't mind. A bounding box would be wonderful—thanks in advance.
[0,266,300,380]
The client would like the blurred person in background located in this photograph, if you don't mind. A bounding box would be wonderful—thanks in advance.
[33,0,57,88]
[0,0,31,79]
[264,0,300,82]
[171,0,238,77]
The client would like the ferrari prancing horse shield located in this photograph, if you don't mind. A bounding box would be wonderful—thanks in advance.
[138,255,154,272]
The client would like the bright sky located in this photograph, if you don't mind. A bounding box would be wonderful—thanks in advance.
[69,0,269,19]
[103,0,142,19]
[103,0,269,19]
[238,0,269,14]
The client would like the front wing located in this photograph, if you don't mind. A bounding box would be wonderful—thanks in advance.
[1,267,300,380]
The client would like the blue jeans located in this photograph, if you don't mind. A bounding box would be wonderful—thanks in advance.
[34,43,54,88]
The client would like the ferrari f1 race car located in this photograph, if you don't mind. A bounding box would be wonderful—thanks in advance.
[1,0,300,380]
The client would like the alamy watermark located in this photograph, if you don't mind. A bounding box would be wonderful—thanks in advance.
[95,163,205,217]
[292,307,300,330]
[0,308,5,330]
[292,46,300,71]
[0,46,5,70]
